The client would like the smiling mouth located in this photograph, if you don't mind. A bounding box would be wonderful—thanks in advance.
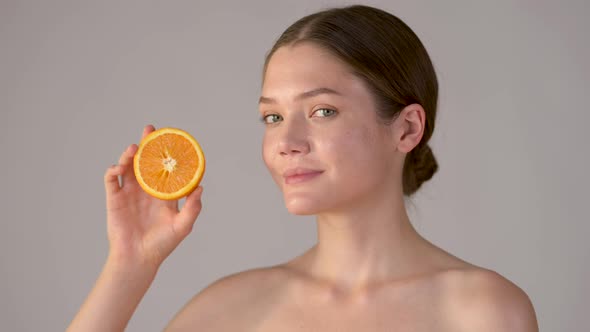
[284,171,324,185]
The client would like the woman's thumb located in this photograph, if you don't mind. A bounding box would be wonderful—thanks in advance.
[175,186,204,237]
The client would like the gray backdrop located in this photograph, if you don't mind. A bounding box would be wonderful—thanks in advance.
[1,0,588,331]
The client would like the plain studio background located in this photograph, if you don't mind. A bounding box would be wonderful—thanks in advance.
[0,0,588,331]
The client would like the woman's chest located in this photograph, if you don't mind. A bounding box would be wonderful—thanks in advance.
[247,290,452,332]
[252,309,444,332]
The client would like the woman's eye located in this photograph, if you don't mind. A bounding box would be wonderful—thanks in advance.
[260,108,336,125]
[261,114,282,124]
[313,108,337,117]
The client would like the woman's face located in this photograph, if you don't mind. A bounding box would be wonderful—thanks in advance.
[260,42,399,215]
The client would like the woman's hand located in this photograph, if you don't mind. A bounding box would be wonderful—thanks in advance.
[103,124,204,270]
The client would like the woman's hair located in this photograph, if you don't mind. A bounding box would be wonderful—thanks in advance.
[262,4,439,197]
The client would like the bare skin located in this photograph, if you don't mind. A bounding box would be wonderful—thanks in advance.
[67,41,538,331]
[166,42,538,331]
[66,125,204,332]
[166,254,536,331]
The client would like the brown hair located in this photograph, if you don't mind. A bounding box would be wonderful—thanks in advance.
[262,4,439,197]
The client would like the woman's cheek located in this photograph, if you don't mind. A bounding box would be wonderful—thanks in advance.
[261,134,277,175]
[340,127,382,179]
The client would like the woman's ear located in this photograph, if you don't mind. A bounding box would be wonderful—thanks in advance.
[393,103,426,153]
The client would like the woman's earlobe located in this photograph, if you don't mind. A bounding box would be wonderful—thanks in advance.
[393,105,425,153]
[393,124,412,154]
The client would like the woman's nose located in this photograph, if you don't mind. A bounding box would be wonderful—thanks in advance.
[277,116,310,157]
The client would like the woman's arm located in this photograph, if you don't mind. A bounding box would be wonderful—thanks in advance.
[66,255,158,332]
[66,125,204,331]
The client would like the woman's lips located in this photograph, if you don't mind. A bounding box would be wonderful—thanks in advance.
[284,171,323,184]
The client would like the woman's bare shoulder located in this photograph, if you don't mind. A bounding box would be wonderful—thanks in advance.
[439,266,538,332]
[163,265,289,331]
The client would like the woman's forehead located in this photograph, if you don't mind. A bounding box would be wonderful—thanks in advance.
[262,44,364,100]
[265,44,352,82]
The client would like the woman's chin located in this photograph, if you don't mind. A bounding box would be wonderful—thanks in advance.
[284,197,324,216]
[286,206,317,215]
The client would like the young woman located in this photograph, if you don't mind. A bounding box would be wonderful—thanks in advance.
[67,5,538,331]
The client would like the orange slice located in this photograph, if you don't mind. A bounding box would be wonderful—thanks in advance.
[133,127,205,200]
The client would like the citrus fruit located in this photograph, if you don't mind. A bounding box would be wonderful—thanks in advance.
[133,127,205,200]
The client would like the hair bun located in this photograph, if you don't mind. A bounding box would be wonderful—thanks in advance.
[402,143,438,196]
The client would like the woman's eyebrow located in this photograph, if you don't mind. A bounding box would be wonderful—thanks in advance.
[259,87,342,104]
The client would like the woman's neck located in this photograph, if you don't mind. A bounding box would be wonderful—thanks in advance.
[292,185,435,295]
